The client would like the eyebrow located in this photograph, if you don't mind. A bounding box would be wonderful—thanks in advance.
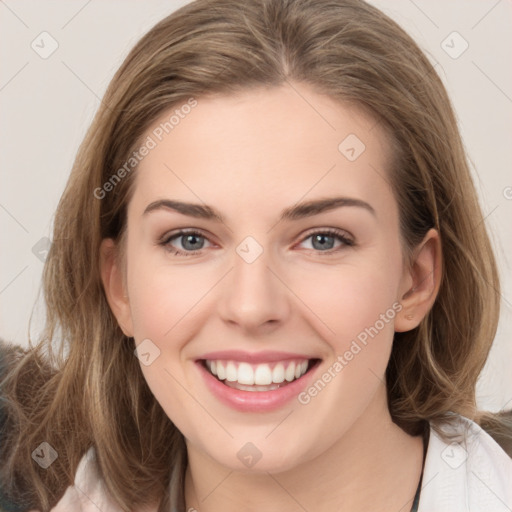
[142,196,376,222]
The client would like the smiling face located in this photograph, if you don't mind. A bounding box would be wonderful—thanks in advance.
[100,82,439,474]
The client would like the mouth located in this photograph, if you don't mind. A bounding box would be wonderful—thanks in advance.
[198,357,322,392]
[194,349,323,412]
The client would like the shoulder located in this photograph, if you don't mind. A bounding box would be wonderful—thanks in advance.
[50,448,123,512]
[419,413,512,512]
[50,448,161,512]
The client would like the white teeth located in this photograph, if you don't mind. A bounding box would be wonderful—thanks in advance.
[238,363,254,385]
[285,363,296,382]
[272,363,285,383]
[254,364,272,385]
[204,359,310,386]
[216,361,226,380]
[226,361,237,382]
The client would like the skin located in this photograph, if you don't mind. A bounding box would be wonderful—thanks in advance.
[101,82,442,512]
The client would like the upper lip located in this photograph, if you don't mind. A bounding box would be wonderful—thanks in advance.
[197,350,320,364]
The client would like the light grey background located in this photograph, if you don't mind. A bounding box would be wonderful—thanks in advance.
[1,0,511,412]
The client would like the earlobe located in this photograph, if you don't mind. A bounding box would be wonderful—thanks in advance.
[99,238,134,337]
[395,228,442,332]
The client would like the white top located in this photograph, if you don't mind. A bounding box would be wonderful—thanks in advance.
[49,414,512,512]
[417,414,512,511]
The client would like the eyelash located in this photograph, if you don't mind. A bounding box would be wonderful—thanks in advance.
[159,228,355,257]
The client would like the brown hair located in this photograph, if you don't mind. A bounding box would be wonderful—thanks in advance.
[1,0,509,510]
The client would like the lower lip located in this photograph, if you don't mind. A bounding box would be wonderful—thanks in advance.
[196,359,321,412]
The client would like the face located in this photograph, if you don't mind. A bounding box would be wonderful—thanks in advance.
[101,82,432,473]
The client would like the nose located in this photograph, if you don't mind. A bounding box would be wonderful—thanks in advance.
[217,245,290,333]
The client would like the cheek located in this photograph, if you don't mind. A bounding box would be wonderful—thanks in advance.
[289,262,401,427]
[290,257,402,345]
[125,258,209,435]
[126,253,215,342]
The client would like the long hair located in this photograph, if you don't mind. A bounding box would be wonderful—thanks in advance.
[0,0,508,510]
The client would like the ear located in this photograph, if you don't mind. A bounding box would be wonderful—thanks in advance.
[395,228,442,332]
[99,238,134,337]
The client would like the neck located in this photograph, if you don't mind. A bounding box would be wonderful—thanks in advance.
[184,384,425,512]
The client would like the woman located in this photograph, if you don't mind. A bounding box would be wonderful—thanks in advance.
[1,0,511,511]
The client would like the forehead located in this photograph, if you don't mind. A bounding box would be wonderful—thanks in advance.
[130,83,396,220]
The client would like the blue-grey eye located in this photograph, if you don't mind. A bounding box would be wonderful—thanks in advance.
[177,233,206,251]
[161,230,212,255]
[311,233,336,250]
[299,229,352,252]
